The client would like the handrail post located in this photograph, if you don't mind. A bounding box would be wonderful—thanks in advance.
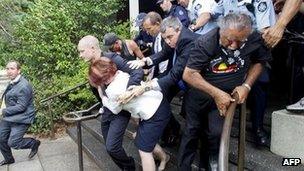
[237,102,246,171]
[219,94,239,171]
[77,121,84,171]
[47,100,55,139]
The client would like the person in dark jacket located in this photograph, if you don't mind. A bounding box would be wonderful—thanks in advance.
[133,12,154,57]
[78,35,144,171]
[0,61,40,166]
[123,17,199,146]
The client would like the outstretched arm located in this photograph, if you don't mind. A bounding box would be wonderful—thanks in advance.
[262,0,302,47]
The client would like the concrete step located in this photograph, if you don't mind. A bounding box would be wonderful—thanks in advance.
[67,126,120,171]
[81,119,141,164]
[80,118,178,170]
[229,137,304,171]
[79,118,238,171]
[66,99,303,171]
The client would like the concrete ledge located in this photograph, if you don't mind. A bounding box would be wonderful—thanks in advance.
[271,109,304,161]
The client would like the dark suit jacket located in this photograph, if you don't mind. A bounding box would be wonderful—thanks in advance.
[150,27,199,91]
[103,52,144,86]
[151,36,174,78]
[2,76,35,124]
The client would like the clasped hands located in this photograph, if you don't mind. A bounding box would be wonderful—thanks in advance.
[117,81,152,104]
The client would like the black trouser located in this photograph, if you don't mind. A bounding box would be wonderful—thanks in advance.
[291,65,304,103]
[248,81,268,132]
[160,85,181,145]
[0,120,36,161]
[101,108,135,171]
[178,88,224,170]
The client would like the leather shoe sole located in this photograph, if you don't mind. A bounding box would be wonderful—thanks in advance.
[28,140,41,159]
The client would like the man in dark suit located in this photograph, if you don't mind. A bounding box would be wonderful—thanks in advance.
[126,16,199,146]
[78,35,144,171]
[0,61,40,166]
[129,16,198,100]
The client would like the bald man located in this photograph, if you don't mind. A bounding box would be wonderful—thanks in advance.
[78,35,144,87]
[77,35,144,170]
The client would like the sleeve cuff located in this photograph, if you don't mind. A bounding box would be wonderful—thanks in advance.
[145,57,153,66]
[151,78,161,91]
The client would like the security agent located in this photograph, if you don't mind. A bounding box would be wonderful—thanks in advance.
[127,17,199,146]
[0,61,40,166]
[179,13,271,170]
[157,0,190,27]
[142,11,174,79]
[133,12,154,56]
[128,16,198,98]
[78,35,144,170]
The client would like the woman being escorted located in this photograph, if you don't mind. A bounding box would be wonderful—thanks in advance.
[88,57,170,171]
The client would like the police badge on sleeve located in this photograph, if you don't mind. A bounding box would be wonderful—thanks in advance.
[257,2,267,12]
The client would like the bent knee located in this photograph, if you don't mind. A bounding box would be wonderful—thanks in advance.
[105,142,122,155]
[8,139,21,149]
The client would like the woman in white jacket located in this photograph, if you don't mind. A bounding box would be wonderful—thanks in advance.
[88,57,171,171]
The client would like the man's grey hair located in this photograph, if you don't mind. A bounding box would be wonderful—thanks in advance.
[160,16,183,33]
[218,13,253,33]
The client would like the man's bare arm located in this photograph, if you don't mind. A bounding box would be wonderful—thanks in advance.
[233,63,263,104]
[190,13,211,31]
[183,67,235,116]
[263,0,302,47]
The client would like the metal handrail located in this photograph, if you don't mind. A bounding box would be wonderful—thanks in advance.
[62,102,101,171]
[219,93,247,171]
[38,81,89,138]
[62,102,101,123]
[40,81,88,103]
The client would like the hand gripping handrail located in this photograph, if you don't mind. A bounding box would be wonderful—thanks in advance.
[219,93,245,171]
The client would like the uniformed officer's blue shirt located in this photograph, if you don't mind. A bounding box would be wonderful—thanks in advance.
[212,0,276,31]
[167,5,190,27]
[187,0,218,35]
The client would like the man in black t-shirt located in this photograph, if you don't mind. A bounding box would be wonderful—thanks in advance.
[178,13,271,170]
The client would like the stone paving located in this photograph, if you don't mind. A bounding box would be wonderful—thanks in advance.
[0,135,100,171]
[0,70,101,171]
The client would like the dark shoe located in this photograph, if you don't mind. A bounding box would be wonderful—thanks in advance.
[28,140,40,159]
[0,159,15,166]
[255,129,268,146]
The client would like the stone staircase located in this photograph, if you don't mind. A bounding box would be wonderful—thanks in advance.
[66,96,304,171]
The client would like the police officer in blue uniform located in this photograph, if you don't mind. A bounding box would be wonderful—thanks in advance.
[157,0,190,27]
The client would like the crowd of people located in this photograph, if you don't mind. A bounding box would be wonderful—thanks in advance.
[82,0,304,170]
[0,0,303,170]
